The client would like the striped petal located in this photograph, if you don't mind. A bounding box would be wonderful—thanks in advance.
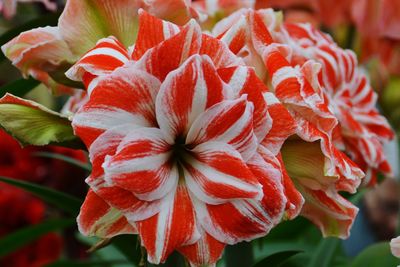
[66,37,130,89]
[192,195,274,244]
[218,66,272,143]
[156,54,226,143]
[135,18,202,81]
[183,141,263,205]
[103,127,178,201]
[299,187,358,239]
[186,96,258,161]
[178,228,225,267]
[131,9,180,60]
[137,184,200,264]
[72,65,160,147]
[262,92,297,155]
[86,125,162,222]
[77,189,136,238]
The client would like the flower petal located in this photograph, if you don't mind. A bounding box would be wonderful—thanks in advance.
[135,18,202,81]
[72,65,160,147]
[66,37,130,89]
[299,187,358,239]
[77,189,136,238]
[183,141,262,205]
[103,127,178,201]
[178,228,225,267]
[186,96,258,161]
[59,0,141,55]
[156,54,226,143]
[131,9,180,60]
[192,196,273,244]
[137,184,200,264]
[390,236,400,258]
[262,92,297,155]
[86,125,162,222]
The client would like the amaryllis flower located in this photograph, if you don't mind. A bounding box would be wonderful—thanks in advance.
[279,23,395,185]
[391,236,400,258]
[67,10,299,266]
[0,0,56,19]
[211,8,365,238]
[1,0,199,95]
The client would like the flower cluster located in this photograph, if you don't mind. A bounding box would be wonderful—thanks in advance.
[1,0,395,266]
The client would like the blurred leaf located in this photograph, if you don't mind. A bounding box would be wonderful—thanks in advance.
[253,250,303,267]
[351,242,400,267]
[0,176,81,215]
[0,93,80,147]
[0,12,61,61]
[0,218,74,258]
[308,238,340,267]
[46,260,128,267]
[111,235,142,265]
[225,242,254,267]
[35,151,91,171]
[0,78,40,98]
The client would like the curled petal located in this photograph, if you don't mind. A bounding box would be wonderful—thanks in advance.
[103,127,178,201]
[72,65,160,147]
[183,141,262,205]
[66,37,130,88]
[77,189,136,238]
[137,184,200,264]
[156,55,226,143]
[143,0,195,25]
[186,97,258,161]
[87,125,162,222]
[299,187,358,239]
[262,92,297,155]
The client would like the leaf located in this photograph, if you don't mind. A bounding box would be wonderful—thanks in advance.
[45,260,129,267]
[0,93,79,147]
[253,250,304,267]
[0,77,40,98]
[308,238,340,267]
[0,218,74,258]
[0,12,61,61]
[110,235,142,265]
[34,151,91,171]
[351,242,400,267]
[0,176,81,215]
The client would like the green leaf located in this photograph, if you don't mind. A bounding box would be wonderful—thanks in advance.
[110,235,142,265]
[308,238,340,267]
[253,250,303,267]
[0,218,74,258]
[0,77,40,98]
[0,93,80,147]
[34,151,91,171]
[351,242,400,267]
[0,176,81,215]
[0,12,61,61]
[45,260,129,267]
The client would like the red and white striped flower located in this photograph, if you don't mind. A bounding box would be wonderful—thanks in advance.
[212,8,365,238]
[280,23,395,185]
[67,11,299,266]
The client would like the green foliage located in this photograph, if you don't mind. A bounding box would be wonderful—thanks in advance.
[0,78,40,98]
[351,242,400,267]
[253,250,303,267]
[0,176,81,215]
[0,218,74,258]
[35,151,91,171]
